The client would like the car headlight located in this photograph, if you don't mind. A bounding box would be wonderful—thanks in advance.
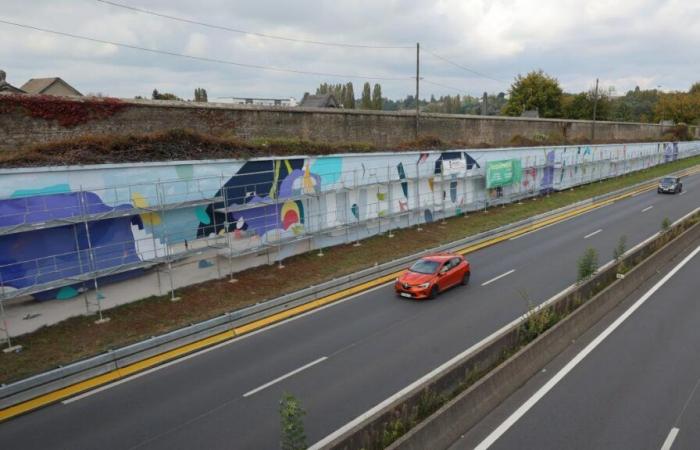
[417,282,431,288]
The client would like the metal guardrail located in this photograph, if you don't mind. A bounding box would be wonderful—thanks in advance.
[2,162,697,409]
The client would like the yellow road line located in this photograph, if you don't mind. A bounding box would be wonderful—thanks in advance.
[1,167,696,422]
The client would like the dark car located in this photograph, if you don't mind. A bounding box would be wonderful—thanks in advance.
[658,177,683,194]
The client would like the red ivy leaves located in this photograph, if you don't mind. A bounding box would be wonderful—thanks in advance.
[0,94,128,127]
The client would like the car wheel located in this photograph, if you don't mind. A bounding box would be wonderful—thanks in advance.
[657,189,662,194]
[429,285,439,299]
[461,271,471,285]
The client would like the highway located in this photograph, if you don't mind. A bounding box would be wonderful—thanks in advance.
[1,170,699,450]
[459,242,700,450]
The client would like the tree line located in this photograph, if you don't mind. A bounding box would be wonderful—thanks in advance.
[502,70,700,124]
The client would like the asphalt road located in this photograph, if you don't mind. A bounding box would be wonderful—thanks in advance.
[459,242,700,450]
[1,171,699,450]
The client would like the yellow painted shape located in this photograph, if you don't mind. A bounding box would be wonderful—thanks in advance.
[131,192,161,226]
[2,168,696,422]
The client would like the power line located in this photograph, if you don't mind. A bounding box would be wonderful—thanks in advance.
[95,0,413,50]
[422,79,472,95]
[0,19,412,81]
[423,48,506,84]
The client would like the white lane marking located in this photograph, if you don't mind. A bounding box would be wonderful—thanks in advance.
[642,205,654,212]
[679,191,687,196]
[62,283,388,404]
[243,357,327,398]
[481,269,516,287]
[584,229,603,239]
[474,244,700,450]
[661,428,680,450]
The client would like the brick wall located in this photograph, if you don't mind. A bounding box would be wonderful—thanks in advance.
[0,96,695,151]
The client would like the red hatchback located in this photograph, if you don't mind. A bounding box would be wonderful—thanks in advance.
[395,253,471,299]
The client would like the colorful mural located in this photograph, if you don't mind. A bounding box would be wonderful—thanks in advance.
[0,141,696,301]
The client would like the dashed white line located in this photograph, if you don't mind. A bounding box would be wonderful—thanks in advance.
[481,269,516,287]
[661,428,680,450]
[584,229,603,239]
[243,357,327,398]
[679,191,687,196]
[474,244,700,450]
[642,205,654,213]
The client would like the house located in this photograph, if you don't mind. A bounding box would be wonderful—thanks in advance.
[299,93,340,108]
[217,97,297,107]
[20,77,82,97]
[0,70,25,94]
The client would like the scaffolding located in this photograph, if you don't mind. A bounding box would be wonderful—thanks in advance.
[1,142,698,345]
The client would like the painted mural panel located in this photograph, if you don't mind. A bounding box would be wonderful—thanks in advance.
[0,141,697,301]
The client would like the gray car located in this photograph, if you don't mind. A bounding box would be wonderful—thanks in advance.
[658,176,683,194]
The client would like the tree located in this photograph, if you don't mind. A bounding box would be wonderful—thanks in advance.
[344,82,355,109]
[279,393,306,450]
[371,83,383,110]
[654,91,700,124]
[577,247,599,282]
[503,70,563,118]
[152,89,182,101]
[689,82,700,95]
[193,87,208,102]
[361,82,372,109]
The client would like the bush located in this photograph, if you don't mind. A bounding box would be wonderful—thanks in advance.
[280,393,306,450]
[661,217,672,233]
[613,235,627,262]
[577,247,599,281]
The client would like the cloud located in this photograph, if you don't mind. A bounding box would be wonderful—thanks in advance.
[0,0,699,100]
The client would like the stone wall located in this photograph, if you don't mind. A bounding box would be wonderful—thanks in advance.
[0,96,696,151]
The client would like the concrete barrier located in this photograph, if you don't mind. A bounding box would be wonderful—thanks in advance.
[318,212,700,450]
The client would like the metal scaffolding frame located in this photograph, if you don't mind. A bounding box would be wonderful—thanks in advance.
[1,142,699,346]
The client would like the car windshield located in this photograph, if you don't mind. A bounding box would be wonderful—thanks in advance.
[409,259,441,274]
[661,177,676,184]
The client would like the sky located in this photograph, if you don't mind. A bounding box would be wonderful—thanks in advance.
[1,0,699,102]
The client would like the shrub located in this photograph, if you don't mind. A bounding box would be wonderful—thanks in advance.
[279,393,306,450]
[577,247,599,281]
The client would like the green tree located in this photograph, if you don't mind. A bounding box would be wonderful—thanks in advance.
[344,82,355,109]
[371,83,383,110]
[577,247,599,281]
[152,89,182,101]
[361,82,372,109]
[654,92,700,124]
[193,87,208,102]
[503,70,563,118]
[689,82,700,95]
[280,393,306,450]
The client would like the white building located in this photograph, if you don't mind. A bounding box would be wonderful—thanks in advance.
[216,97,298,107]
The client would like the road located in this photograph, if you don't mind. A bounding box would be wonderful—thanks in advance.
[1,171,699,450]
[458,243,700,450]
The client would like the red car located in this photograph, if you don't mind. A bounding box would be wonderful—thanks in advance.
[395,253,471,299]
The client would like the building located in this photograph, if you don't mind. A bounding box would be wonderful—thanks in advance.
[299,93,340,108]
[20,77,82,97]
[0,70,25,95]
[217,97,297,107]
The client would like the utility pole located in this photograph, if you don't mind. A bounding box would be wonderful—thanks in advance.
[415,42,420,139]
[591,78,599,142]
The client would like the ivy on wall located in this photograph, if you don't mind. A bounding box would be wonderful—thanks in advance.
[0,94,128,127]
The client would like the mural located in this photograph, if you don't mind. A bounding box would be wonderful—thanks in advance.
[0,141,696,301]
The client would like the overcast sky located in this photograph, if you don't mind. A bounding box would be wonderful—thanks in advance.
[1,0,699,101]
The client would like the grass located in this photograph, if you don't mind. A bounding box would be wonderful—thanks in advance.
[1,155,700,384]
